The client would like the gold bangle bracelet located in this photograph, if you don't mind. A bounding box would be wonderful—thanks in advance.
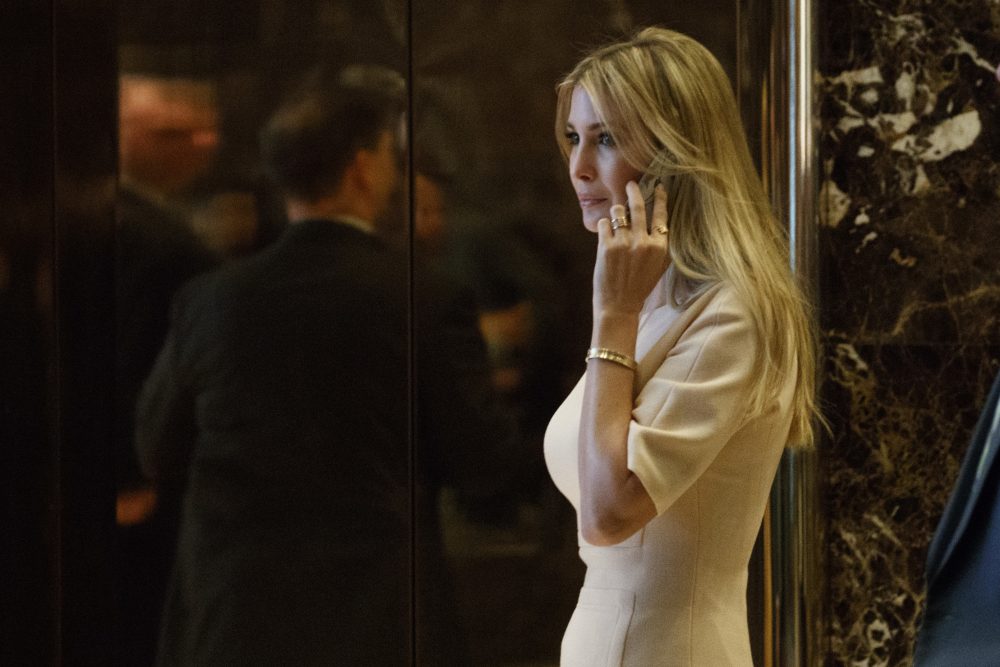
[585,347,637,371]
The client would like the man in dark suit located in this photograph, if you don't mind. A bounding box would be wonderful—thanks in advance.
[913,368,1000,665]
[136,76,413,665]
[136,64,521,665]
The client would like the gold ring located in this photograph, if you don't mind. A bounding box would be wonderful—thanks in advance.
[610,216,631,230]
[655,225,668,235]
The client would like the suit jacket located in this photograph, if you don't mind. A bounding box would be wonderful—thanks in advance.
[137,219,413,665]
[116,185,217,490]
[913,369,1000,666]
[137,218,515,665]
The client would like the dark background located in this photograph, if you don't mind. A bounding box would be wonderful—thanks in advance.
[1,1,738,665]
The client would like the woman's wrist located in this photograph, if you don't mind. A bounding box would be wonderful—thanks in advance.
[592,308,641,331]
[590,309,640,352]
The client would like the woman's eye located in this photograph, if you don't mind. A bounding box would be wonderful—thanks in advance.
[598,132,616,147]
[564,131,580,146]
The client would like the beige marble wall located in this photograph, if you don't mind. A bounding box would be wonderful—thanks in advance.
[817,1,1000,664]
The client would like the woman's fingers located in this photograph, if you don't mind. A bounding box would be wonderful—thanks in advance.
[596,216,613,245]
[624,182,648,236]
[608,204,630,238]
[595,185,669,315]
[652,183,669,243]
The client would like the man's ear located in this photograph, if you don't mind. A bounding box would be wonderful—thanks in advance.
[351,147,377,192]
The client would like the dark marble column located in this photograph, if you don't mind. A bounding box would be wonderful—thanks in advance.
[818,1,1000,664]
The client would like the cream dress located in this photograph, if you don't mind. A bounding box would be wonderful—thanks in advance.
[544,270,796,666]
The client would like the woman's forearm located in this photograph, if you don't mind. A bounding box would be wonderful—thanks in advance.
[578,310,656,545]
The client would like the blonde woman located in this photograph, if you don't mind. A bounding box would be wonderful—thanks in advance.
[543,27,819,666]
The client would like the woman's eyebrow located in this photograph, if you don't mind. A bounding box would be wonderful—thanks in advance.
[565,122,607,132]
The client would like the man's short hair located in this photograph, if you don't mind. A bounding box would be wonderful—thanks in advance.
[260,67,404,202]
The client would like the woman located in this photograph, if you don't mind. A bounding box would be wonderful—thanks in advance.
[543,27,819,666]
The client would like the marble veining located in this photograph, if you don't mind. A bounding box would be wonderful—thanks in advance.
[817,0,1000,344]
[818,0,1000,664]
[823,340,1000,666]
[890,110,981,161]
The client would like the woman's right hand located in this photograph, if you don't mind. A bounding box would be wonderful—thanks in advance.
[592,181,670,318]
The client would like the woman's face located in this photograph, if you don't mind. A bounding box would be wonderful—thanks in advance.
[564,86,643,233]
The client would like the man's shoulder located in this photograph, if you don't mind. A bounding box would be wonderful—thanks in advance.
[174,228,404,314]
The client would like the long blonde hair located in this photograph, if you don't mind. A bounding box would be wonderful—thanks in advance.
[556,27,819,446]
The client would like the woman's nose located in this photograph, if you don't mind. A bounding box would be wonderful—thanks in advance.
[570,148,594,182]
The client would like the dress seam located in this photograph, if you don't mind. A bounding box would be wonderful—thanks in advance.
[677,291,726,387]
[688,478,701,666]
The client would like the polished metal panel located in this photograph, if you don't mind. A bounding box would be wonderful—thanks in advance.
[738,0,822,664]
[782,1,823,665]
[789,0,819,289]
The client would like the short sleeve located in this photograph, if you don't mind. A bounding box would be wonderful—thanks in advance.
[626,290,756,514]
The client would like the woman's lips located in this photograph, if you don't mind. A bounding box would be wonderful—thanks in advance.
[578,197,606,208]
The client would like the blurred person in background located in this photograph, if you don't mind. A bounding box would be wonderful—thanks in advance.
[410,156,527,530]
[114,71,220,666]
[188,175,289,261]
[136,71,411,666]
[136,63,520,664]
[118,74,219,200]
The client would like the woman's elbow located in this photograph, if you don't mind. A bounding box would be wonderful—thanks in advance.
[580,510,641,546]
[580,523,622,546]
[580,484,656,545]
